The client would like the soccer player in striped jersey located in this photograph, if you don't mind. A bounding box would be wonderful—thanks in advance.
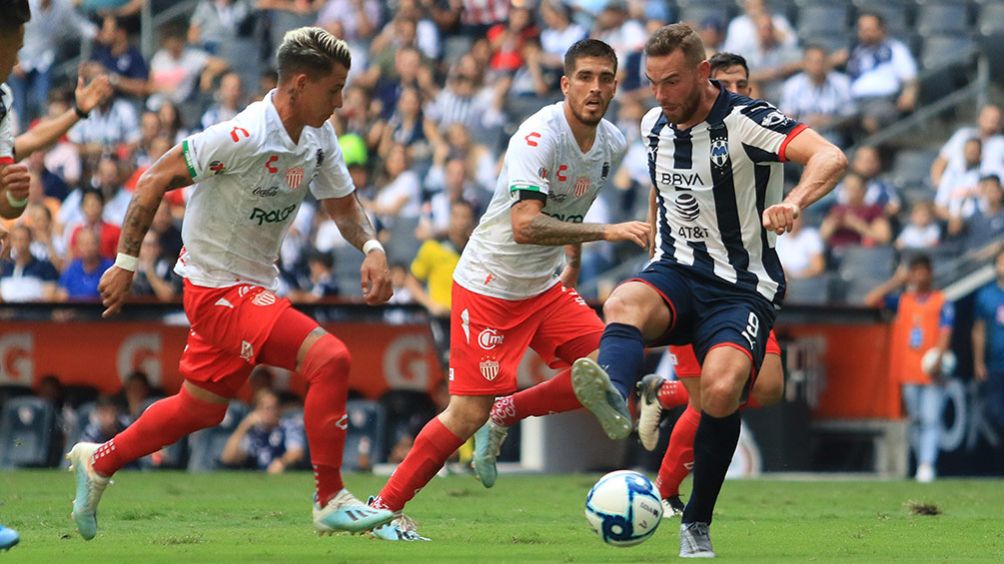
[66,27,395,541]
[571,25,846,557]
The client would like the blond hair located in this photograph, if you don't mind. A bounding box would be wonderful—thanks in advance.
[276,27,352,82]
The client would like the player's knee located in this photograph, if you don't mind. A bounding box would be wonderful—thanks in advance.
[602,294,636,324]
[442,396,492,437]
[302,333,352,382]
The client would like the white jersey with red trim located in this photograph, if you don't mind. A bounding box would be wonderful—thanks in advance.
[176,89,354,290]
[0,84,15,164]
[453,102,626,300]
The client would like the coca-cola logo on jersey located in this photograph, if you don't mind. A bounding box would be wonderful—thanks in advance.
[252,185,280,198]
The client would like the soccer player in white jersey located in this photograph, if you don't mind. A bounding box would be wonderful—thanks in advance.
[572,25,847,557]
[365,39,651,541]
[0,1,31,234]
[65,27,396,541]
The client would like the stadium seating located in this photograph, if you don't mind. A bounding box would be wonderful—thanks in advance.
[387,216,423,268]
[343,399,387,471]
[836,245,897,304]
[853,0,913,38]
[784,274,832,305]
[187,401,250,472]
[796,4,853,37]
[916,1,971,36]
[0,397,55,468]
[979,1,1004,35]
[333,244,366,298]
[920,34,978,69]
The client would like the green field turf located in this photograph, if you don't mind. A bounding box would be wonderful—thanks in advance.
[1,470,1003,562]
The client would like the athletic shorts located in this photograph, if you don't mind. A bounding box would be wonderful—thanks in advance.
[630,261,778,374]
[670,330,781,379]
[178,280,313,397]
[448,282,604,396]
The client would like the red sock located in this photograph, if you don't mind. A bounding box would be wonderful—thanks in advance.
[655,405,700,499]
[91,386,226,477]
[299,334,351,507]
[657,380,690,409]
[491,369,581,427]
[373,417,463,512]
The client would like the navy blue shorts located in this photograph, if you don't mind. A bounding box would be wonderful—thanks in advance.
[630,261,777,374]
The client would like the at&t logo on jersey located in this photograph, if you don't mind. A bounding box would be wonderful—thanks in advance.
[478,328,504,350]
[674,193,700,221]
[249,204,296,225]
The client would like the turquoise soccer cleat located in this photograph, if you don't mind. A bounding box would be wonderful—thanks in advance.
[313,489,394,534]
[0,525,19,551]
[65,442,110,541]
[472,421,508,489]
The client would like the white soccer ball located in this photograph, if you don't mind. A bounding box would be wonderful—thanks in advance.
[921,349,957,378]
[584,470,663,547]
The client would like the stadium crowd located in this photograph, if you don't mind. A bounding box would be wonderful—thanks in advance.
[1,0,1001,309]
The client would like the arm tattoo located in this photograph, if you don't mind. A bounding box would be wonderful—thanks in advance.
[119,199,156,256]
[521,214,606,246]
[330,194,378,252]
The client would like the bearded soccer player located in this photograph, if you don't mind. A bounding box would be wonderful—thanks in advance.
[366,39,651,541]
[573,26,845,557]
[65,27,396,540]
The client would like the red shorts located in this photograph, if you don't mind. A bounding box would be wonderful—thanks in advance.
[449,282,604,396]
[670,330,780,378]
[178,280,315,397]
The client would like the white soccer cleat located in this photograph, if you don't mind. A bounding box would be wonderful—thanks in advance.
[313,489,394,534]
[915,463,936,483]
[472,421,509,488]
[637,374,665,451]
[66,442,111,541]
[662,495,686,519]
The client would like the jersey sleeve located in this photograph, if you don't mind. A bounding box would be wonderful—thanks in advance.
[505,124,554,197]
[0,85,14,163]
[180,119,257,182]
[736,100,806,163]
[310,128,355,200]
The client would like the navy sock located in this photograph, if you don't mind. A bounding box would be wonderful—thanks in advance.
[596,323,645,399]
[682,410,741,525]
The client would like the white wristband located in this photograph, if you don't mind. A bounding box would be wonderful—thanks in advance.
[5,191,27,208]
[114,253,138,272]
[363,239,385,255]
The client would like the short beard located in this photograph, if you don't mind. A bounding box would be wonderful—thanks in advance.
[669,87,703,124]
[570,103,604,127]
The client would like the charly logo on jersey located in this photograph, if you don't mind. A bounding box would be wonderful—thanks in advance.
[250,204,296,225]
[478,328,504,350]
[674,192,700,222]
[710,139,729,168]
[286,167,305,190]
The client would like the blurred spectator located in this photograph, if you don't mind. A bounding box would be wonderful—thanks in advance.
[774,215,825,280]
[261,0,321,56]
[86,15,150,101]
[132,231,180,301]
[387,262,415,305]
[895,201,941,251]
[69,189,121,260]
[200,71,244,130]
[780,44,856,147]
[425,54,505,138]
[841,11,917,134]
[962,175,1004,252]
[935,137,982,224]
[187,0,255,56]
[288,248,338,302]
[376,86,435,164]
[158,100,191,144]
[0,225,58,302]
[423,156,487,238]
[930,104,1004,188]
[119,370,153,422]
[135,110,163,166]
[40,93,83,190]
[407,199,474,366]
[696,16,725,59]
[368,143,422,231]
[220,388,306,473]
[819,172,891,251]
[459,0,508,37]
[365,16,426,92]
[66,90,140,158]
[58,228,112,300]
[148,25,229,110]
[836,145,899,216]
[591,1,644,72]
[539,0,587,74]
[723,0,796,56]
[396,0,442,61]
[432,122,497,192]
[866,256,954,483]
[25,203,65,270]
[256,67,278,101]
[37,374,74,466]
[9,0,97,128]
[745,12,802,103]
[487,5,538,75]
[77,0,146,23]
[80,395,130,444]
[316,0,381,44]
[371,46,436,122]
[974,249,1004,430]
[91,154,132,225]
[149,201,183,263]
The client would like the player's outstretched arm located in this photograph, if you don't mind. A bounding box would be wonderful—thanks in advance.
[763,128,848,235]
[13,75,112,160]
[511,198,650,248]
[99,145,193,318]
[320,194,393,305]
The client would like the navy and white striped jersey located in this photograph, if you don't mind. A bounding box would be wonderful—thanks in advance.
[642,82,806,305]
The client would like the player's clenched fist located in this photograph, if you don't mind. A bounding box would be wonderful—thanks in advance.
[1,163,30,203]
[762,202,800,235]
[604,221,651,248]
[98,265,136,318]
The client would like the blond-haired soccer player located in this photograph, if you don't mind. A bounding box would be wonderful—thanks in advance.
[66,27,395,540]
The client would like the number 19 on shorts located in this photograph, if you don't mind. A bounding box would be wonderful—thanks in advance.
[741,312,760,350]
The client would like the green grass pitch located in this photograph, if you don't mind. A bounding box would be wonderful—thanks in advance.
[2,470,1003,562]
